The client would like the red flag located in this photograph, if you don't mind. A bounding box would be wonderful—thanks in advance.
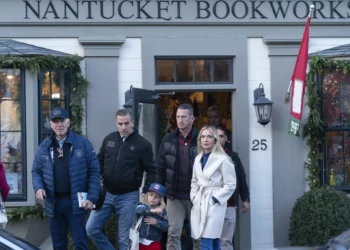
[289,16,311,137]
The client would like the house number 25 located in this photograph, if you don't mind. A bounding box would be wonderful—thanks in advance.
[252,139,267,151]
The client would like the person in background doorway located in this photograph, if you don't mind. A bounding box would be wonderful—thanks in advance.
[86,108,157,250]
[191,125,236,250]
[32,107,100,250]
[216,125,250,250]
[207,105,232,147]
[0,162,10,202]
[156,103,201,250]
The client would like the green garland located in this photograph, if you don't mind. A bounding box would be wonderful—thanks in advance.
[0,54,89,221]
[303,56,350,189]
[0,54,89,134]
[7,203,45,223]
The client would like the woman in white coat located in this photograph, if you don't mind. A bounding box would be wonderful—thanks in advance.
[190,125,236,250]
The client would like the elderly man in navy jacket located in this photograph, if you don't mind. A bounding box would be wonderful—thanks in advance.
[32,107,100,250]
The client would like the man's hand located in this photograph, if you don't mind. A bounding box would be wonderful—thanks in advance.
[84,200,94,210]
[241,201,250,213]
[36,189,46,201]
[144,216,157,225]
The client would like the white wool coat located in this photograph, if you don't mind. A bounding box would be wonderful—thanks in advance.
[190,152,236,240]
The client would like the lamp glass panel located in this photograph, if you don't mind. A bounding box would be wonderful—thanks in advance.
[254,105,260,121]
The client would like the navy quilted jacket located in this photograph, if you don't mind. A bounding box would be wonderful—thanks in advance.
[32,129,100,218]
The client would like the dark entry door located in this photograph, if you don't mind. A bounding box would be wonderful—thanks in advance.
[123,86,160,155]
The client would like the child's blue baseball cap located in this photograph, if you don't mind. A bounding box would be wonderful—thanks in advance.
[148,183,165,198]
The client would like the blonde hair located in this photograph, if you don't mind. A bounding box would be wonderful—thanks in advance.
[140,192,166,210]
[197,125,227,155]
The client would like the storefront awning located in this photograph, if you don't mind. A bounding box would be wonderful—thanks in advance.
[309,43,350,58]
[0,39,71,56]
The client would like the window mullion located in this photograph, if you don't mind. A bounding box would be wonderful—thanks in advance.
[173,60,177,83]
[192,60,195,82]
[210,59,214,82]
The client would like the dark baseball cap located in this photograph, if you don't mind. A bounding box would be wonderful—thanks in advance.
[50,107,69,120]
[148,183,165,197]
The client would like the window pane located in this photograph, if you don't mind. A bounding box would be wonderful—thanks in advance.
[341,71,350,97]
[0,69,23,198]
[42,100,50,130]
[327,158,344,186]
[326,131,344,158]
[42,71,50,98]
[1,132,22,161]
[51,100,65,109]
[1,134,22,195]
[1,101,21,131]
[157,60,174,82]
[341,96,350,127]
[51,71,65,99]
[194,60,210,82]
[323,69,341,97]
[40,70,70,142]
[214,59,230,82]
[176,60,193,82]
[323,98,341,127]
[0,69,20,100]
[0,69,21,99]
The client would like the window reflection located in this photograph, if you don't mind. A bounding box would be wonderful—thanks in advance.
[176,60,193,82]
[0,68,23,195]
[40,70,69,142]
[214,59,230,82]
[156,58,232,84]
[194,60,211,82]
[157,60,174,82]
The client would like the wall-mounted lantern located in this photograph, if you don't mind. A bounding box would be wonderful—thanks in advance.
[253,83,273,126]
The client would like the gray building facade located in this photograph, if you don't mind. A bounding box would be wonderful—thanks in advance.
[2,0,350,249]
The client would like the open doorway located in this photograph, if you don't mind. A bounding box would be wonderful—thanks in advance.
[158,91,232,141]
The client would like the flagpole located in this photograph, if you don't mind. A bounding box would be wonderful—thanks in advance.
[284,4,315,103]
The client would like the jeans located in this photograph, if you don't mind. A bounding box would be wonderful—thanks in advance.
[86,190,139,250]
[201,238,221,250]
[49,198,88,250]
[220,207,237,250]
[166,198,200,250]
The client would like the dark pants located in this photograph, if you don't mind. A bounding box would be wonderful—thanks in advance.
[49,198,88,250]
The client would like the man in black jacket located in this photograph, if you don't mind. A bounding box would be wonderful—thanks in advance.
[216,125,250,250]
[157,103,200,250]
[86,109,157,250]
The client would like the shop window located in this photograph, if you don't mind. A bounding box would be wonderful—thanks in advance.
[0,69,26,200]
[156,58,233,84]
[39,70,70,142]
[322,69,350,188]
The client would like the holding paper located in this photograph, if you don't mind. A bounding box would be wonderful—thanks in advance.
[78,192,96,209]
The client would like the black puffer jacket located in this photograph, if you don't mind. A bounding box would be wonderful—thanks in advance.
[227,150,250,206]
[156,128,199,198]
[98,131,157,194]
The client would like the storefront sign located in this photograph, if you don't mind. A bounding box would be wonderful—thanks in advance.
[0,0,348,23]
